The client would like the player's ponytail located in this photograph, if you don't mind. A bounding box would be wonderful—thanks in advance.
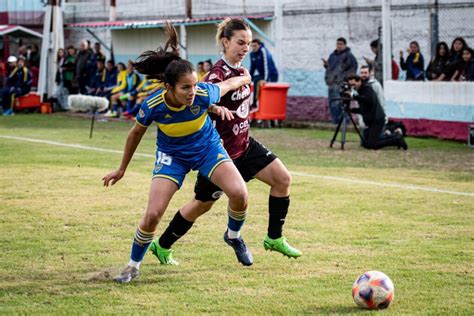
[133,21,194,86]
[216,18,250,52]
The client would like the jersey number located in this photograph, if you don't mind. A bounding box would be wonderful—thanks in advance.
[157,152,173,166]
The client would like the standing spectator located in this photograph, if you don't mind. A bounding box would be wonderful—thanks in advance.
[364,39,383,84]
[400,41,425,81]
[323,37,358,124]
[75,40,93,94]
[196,61,205,81]
[250,39,279,83]
[54,48,69,111]
[451,47,474,81]
[27,44,40,88]
[0,53,5,87]
[92,42,106,65]
[426,42,450,81]
[63,46,76,94]
[1,56,32,116]
[438,37,468,81]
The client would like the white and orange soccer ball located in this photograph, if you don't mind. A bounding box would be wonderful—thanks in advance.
[352,271,394,309]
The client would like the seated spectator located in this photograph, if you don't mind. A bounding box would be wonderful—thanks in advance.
[400,41,425,81]
[451,47,474,81]
[426,42,450,81]
[122,76,164,119]
[87,59,107,96]
[102,60,118,97]
[104,62,126,117]
[196,61,205,82]
[438,37,467,81]
[107,60,140,117]
[1,56,32,116]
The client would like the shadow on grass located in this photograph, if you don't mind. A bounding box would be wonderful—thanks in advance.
[303,305,368,314]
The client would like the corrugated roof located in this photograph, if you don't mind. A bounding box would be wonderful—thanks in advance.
[67,15,273,30]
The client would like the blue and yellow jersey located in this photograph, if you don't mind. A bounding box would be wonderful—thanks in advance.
[111,70,127,94]
[136,82,221,158]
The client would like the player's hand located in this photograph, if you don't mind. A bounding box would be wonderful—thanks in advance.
[322,58,328,66]
[399,50,403,57]
[102,169,125,187]
[209,105,234,121]
[242,68,251,84]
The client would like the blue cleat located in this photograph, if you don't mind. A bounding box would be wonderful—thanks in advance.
[223,231,253,266]
[2,109,14,116]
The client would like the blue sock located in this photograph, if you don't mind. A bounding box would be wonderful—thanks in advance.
[227,206,247,238]
[130,226,154,264]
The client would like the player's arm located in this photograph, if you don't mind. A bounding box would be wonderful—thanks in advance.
[102,124,147,186]
[215,68,251,96]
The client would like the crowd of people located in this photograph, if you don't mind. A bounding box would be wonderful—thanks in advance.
[323,36,473,151]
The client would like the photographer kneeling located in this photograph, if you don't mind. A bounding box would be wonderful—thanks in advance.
[345,74,408,150]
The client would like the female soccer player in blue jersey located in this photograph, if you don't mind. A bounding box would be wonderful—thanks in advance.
[102,22,252,283]
[150,18,301,267]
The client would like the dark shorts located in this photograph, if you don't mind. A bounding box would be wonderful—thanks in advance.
[194,137,277,202]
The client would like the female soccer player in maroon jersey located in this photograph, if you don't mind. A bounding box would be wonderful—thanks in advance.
[151,18,301,267]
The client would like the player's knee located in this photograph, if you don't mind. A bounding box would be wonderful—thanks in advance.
[277,170,292,189]
[143,207,166,228]
[226,185,248,205]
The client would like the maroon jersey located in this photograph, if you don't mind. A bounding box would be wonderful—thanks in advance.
[204,58,251,159]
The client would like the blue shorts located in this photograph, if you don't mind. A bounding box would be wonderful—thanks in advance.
[152,143,231,188]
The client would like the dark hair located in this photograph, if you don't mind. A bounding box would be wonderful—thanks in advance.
[106,60,115,66]
[410,41,420,51]
[204,59,212,66]
[346,73,361,81]
[337,37,347,45]
[360,65,370,70]
[216,18,250,52]
[252,39,262,45]
[197,61,204,66]
[370,39,381,49]
[450,37,467,55]
[117,62,126,70]
[56,48,65,63]
[133,22,194,87]
[132,21,194,86]
[435,41,449,59]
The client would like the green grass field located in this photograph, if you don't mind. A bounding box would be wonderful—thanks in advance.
[0,114,473,314]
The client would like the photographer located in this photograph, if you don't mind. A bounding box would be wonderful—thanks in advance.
[345,74,407,150]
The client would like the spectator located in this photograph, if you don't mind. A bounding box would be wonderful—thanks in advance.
[451,47,474,81]
[104,62,126,117]
[54,48,70,111]
[359,65,385,113]
[63,46,76,94]
[203,59,213,75]
[400,41,425,81]
[122,76,163,119]
[27,44,40,88]
[364,39,383,84]
[87,59,107,96]
[323,37,358,124]
[196,61,205,81]
[92,42,106,64]
[346,74,407,150]
[102,60,118,97]
[426,42,450,81]
[75,40,93,94]
[108,60,140,117]
[439,37,468,81]
[1,55,32,116]
[250,39,279,83]
[0,53,5,87]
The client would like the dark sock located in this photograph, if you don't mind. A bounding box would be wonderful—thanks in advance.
[268,195,290,239]
[158,210,194,249]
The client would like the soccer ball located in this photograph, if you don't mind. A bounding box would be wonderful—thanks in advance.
[352,271,394,309]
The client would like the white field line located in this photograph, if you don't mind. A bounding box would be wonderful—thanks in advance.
[1,135,473,197]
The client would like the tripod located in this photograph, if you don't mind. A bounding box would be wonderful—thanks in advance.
[329,98,364,150]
